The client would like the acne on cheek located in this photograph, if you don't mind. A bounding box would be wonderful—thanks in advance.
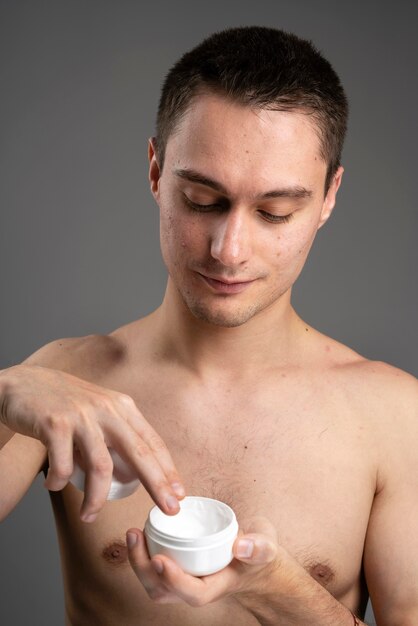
[275,233,312,261]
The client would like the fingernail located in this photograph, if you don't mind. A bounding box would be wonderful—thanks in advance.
[237,539,254,558]
[127,532,138,548]
[153,559,164,574]
[171,482,185,497]
[82,513,97,523]
[166,494,180,511]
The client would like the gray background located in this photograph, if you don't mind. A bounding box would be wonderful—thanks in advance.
[1,0,417,624]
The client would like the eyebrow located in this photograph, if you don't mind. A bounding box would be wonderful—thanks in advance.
[173,168,313,200]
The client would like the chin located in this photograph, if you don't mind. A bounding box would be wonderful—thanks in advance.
[186,300,261,328]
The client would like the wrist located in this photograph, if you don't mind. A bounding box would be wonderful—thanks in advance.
[0,365,24,430]
[234,551,295,615]
[234,551,365,626]
[238,594,363,626]
[0,369,14,446]
[0,368,11,425]
[0,364,25,426]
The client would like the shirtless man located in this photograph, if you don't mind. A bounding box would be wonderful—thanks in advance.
[0,26,417,626]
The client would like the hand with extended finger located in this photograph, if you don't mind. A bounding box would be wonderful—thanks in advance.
[0,364,185,522]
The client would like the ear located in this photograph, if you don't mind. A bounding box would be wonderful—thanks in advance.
[317,166,344,229]
[148,137,161,200]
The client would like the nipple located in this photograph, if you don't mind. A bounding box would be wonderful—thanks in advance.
[309,562,335,586]
[102,541,128,566]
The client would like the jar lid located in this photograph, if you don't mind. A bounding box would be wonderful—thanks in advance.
[69,448,141,500]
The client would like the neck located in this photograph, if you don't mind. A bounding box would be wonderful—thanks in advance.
[151,279,306,380]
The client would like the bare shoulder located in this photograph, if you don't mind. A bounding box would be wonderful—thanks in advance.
[312,331,418,485]
[309,327,417,404]
[355,361,418,495]
[346,358,417,401]
[21,332,127,381]
[333,347,417,414]
[347,358,418,437]
[307,326,417,420]
[318,331,417,456]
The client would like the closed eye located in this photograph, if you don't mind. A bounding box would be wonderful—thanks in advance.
[183,195,224,212]
[183,194,294,224]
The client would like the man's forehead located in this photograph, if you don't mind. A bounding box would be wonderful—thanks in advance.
[164,93,327,196]
[167,92,324,163]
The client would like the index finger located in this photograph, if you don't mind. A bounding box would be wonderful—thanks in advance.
[114,394,186,497]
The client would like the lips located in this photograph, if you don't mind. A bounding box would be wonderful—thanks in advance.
[198,272,256,294]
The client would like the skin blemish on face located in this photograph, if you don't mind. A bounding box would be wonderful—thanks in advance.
[102,541,128,567]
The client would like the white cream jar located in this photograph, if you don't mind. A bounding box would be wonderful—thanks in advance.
[144,496,238,576]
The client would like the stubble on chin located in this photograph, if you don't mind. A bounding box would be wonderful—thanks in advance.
[179,289,263,328]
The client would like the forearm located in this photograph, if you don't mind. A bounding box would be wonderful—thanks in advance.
[236,558,366,626]
[0,423,14,449]
[0,367,47,520]
[0,369,14,448]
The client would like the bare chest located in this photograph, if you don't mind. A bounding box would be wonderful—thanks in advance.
[159,392,374,593]
[57,376,375,612]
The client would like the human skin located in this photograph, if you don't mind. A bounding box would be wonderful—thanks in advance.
[153,94,342,334]
[0,93,417,624]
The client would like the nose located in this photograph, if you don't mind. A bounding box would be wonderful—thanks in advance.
[210,207,252,268]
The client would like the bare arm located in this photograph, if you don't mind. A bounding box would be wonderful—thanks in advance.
[362,367,418,625]
[0,424,47,520]
[0,421,14,448]
[0,335,186,522]
[0,356,50,519]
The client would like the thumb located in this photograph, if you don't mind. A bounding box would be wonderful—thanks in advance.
[233,533,277,566]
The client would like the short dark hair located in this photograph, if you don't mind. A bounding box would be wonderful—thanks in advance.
[155,26,348,192]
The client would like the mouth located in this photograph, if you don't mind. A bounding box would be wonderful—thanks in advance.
[197,272,256,294]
